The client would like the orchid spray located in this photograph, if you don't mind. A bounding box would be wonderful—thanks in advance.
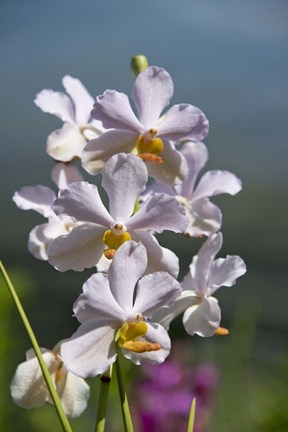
[1,55,247,432]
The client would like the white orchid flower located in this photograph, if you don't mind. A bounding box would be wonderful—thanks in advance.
[10,342,90,418]
[61,241,182,378]
[34,75,104,162]
[12,163,83,260]
[48,153,189,276]
[153,232,247,337]
[142,141,242,237]
[82,66,209,185]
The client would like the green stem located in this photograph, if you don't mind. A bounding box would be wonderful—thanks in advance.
[95,365,113,432]
[115,358,134,432]
[0,261,73,432]
[187,398,196,432]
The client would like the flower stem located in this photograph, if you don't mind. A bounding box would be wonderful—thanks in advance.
[187,397,196,432]
[95,365,113,432]
[115,357,134,432]
[0,261,73,432]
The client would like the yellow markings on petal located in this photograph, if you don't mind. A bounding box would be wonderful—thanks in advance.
[102,225,131,259]
[214,326,230,336]
[115,320,161,353]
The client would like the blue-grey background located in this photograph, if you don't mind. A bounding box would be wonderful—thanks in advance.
[1,1,288,431]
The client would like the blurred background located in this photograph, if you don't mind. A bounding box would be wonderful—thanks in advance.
[1,0,287,431]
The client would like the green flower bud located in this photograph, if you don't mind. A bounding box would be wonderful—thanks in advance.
[130,55,149,77]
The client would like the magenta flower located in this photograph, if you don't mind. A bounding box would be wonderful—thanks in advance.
[132,356,219,432]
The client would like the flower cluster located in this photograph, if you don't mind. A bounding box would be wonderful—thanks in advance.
[12,61,246,421]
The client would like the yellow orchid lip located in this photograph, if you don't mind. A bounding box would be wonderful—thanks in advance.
[136,135,164,155]
[102,224,131,259]
[135,130,164,165]
[115,320,161,353]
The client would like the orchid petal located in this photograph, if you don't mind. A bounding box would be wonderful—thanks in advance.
[51,163,83,190]
[96,255,111,273]
[207,255,247,296]
[13,185,56,218]
[190,233,223,295]
[62,75,94,125]
[48,223,105,271]
[108,241,147,311]
[193,171,242,201]
[174,141,208,198]
[157,104,209,142]
[28,218,70,260]
[102,153,148,222]
[10,352,55,408]
[152,291,199,330]
[184,199,222,237]
[140,181,174,202]
[91,90,144,132]
[34,89,74,123]
[146,140,188,185]
[54,182,114,226]
[181,270,197,293]
[56,371,90,418]
[82,130,138,175]
[122,321,170,365]
[131,230,179,278]
[183,297,221,337]
[46,123,86,162]
[61,321,117,378]
[133,272,181,318]
[74,272,125,323]
[132,66,173,128]
[126,193,189,233]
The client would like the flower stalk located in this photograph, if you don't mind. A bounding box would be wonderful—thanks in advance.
[187,398,196,432]
[115,357,134,432]
[95,365,113,432]
[0,261,73,432]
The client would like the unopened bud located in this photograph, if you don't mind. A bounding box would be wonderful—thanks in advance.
[131,55,149,77]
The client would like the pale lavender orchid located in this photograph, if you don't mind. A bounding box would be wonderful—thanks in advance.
[10,341,90,418]
[48,153,188,276]
[61,241,182,378]
[153,232,247,337]
[82,66,209,185]
[12,163,83,260]
[142,141,242,237]
[34,75,105,162]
